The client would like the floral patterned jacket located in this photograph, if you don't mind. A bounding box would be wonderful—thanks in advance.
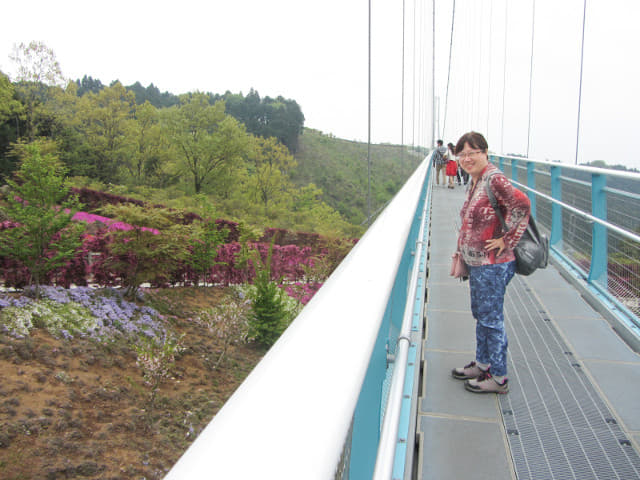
[457,164,531,266]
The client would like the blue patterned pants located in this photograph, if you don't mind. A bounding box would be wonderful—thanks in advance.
[468,261,516,376]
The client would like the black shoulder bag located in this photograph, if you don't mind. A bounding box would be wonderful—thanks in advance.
[484,173,549,276]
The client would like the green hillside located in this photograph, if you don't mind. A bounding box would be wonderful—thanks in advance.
[292,129,424,226]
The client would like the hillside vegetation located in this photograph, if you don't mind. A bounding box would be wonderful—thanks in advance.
[293,129,424,225]
[0,42,427,479]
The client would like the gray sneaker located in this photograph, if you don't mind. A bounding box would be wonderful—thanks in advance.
[464,371,509,394]
[451,361,485,380]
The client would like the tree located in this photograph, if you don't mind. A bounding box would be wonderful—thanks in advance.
[248,244,289,346]
[0,141,84,296]
[187,218,229,286]
[0,71,23,181]
[100,204,191,299]
[248,136,297,217]
[222,90,305,153]
[125,101,171,184]
[164,94,250,194]
[75,82,136,182]
[9,41,64,141]
[0,72,21,124]
[75,75,104,96]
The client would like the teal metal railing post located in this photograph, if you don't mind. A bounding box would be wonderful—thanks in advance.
[512,158,519,185]
[550,165,563,246]
[589,173,608,287]
[527,161,536,218]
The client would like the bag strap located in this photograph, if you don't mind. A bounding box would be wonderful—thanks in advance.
[485,171,540,246]
[484,171,508,234]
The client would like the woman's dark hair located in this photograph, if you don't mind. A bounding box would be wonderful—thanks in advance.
[454,131,488,155]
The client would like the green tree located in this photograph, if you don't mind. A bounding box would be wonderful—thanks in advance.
[187,218,228,286]
[9,41,64,141]
[223,90,305,153]
[101,204,190,299]
[125,101,171,185]
[75,75,105,96]
[0,141,84,296]
[0,71,23,181]
[248,136,297,217]
[164,93,250,194]
[248,245,288,347]
[290,183,353,237]
[0,71,22,124]
[75,82,136,182]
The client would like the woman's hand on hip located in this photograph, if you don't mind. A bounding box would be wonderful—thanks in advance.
[485,237,506,256]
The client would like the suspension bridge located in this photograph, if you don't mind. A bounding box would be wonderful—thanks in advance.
[163,1,639,478]
[160,156,640,480]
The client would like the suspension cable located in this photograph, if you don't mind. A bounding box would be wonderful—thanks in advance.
[526,0,536,158]
[486,0,493,137]
[500,1,508,153]
[367,0,371,225]
[441,0,456,140]
[401,0,405,163]
[431,0,436,147]
[575,0,587,165]
[412,0,416,147]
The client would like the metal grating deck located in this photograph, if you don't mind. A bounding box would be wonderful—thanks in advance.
[501,275,640,480]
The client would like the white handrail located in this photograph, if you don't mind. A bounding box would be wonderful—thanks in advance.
[373,175,430,479]
[164,158,430,480]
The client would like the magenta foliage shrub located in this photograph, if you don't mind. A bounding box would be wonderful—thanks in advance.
[215,219,239,242]
[1,210,348,310]
[282,282,323,305]
[0,256,29,289]
[71,187,145,210]
[72,211,160,235]
[261,228,322,253]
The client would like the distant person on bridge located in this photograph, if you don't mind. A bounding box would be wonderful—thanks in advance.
[432,139,449,186]
[450,131,531,394]
[449,141,469,186]
[445,142,458,189]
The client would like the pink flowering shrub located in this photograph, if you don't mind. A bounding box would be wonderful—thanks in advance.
[282,282,324,305]
[1,205,351,309]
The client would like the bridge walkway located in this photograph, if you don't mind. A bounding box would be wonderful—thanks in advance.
[418,184,640,480]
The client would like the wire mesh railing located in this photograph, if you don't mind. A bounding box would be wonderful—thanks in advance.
[491,155,640,322]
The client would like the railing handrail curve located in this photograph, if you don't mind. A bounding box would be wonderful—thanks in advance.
[164,158,431,480]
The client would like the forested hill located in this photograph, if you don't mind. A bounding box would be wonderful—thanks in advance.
[293,129,424,225]
[75,76,304,154]
[1,59,424,239]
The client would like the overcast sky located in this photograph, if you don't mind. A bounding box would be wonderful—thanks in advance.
[1,0,639,169]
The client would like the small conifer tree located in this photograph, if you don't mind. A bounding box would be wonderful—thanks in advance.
[248,243,288,347]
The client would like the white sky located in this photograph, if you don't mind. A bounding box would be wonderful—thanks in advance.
[1,0,639,169]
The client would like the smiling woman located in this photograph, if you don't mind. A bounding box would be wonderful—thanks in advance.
[450,131,531,394]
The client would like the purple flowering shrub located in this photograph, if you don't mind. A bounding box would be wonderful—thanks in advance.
[0,286,167,342]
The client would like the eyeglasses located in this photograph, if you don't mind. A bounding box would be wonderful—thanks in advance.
[457,150,484,159]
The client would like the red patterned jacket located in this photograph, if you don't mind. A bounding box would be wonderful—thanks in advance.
[457,164,531,266]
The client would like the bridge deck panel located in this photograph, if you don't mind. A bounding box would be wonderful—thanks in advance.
[419,185,640,480]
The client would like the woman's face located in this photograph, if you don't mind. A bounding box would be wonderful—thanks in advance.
[458,142,488,179]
